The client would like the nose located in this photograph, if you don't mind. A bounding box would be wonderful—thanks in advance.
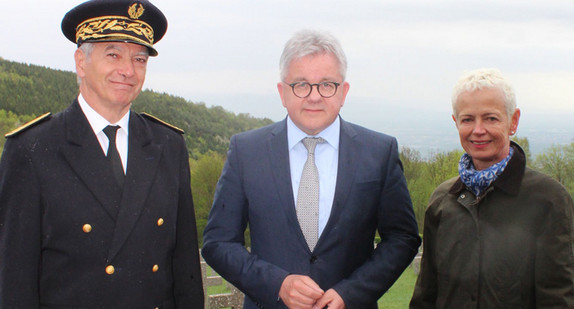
[307,85,323,102]
[117,59,135,78]
[472,120,486,134]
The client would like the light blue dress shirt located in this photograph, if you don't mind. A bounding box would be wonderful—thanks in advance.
[287,116,339,237]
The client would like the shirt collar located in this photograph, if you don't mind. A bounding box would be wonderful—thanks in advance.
[78,94,130,135]
[287,115,340,151]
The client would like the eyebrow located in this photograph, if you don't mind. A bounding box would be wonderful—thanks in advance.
[103,43,149,57]
[458,112,502,118]
[103,44,123,52]
[291,77,338,83]
[135,51,149,57]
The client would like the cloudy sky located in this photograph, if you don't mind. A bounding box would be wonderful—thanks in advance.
[1,0,573,154]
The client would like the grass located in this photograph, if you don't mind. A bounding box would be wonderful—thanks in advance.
[206,279,230,295]
[205,265,418,309]
[204,266,230,295]
[378,267,417,308]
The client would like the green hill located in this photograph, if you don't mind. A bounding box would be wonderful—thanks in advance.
[0,57,273,156]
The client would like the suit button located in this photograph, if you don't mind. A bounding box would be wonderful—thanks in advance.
[310,256,318,263]
[152,264,159,272]
[157,218,164,226]
[105,265,115,275]
[82,224,92,233]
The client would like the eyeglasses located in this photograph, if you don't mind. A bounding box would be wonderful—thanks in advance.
[287,81,341,98]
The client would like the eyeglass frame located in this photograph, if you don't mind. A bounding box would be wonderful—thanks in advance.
[285,81,341,98]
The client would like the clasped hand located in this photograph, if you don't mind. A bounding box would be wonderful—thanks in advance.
[279,274,346,309]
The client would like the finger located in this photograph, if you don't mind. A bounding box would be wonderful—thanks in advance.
[298,276,324,296]
[313,297,329,309]
[280,275,323,307]
[314,289,345,309]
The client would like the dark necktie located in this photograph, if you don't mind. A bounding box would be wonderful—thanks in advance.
[103,125,124,189]
[296,137,325,251]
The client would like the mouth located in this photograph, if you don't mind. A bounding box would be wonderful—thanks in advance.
[111,81,135,89]
[471,140,490,146]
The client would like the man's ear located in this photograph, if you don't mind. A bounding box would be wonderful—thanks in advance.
[277,82,287,108]
[74,48,87,79]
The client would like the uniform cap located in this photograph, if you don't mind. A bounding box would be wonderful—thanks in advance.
[61,0,167,56]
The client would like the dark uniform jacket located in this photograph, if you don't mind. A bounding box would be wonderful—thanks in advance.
[410,143,574,308]
[0,100,204,308]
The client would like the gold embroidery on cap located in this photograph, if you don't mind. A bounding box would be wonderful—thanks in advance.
[128,3,145,19]
[76,16,154,45]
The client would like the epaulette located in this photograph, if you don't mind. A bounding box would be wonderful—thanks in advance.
[4,112,52,138]
[141,112,184,134]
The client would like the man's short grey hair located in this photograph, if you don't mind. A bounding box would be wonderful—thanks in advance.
[279,29,347,82]
[76,42,95,85]
[451,68,517,118]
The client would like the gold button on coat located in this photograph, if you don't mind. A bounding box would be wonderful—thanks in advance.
[82,224,92,233]
[105,265,115,275]
[157,218,164,226]
[152,264,159,272]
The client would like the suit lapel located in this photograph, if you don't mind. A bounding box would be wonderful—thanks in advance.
[268,120,301,234]
[60,101,122,220]
[107,113,163,261]
[319,119,360,243]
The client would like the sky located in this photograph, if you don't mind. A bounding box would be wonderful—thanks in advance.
[1,0,573,155]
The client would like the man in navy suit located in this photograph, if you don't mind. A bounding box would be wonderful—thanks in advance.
[0,0,203,307]
[202,30,421,309]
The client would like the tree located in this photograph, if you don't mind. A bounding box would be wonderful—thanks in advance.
[189,151,226,246]
[400,147,463,231]
[400,146,423,181]
[534,143,574,197]
[424,149,462,188]
[512,136,532,166]
[0,57,273,157]
[0,109,35,150]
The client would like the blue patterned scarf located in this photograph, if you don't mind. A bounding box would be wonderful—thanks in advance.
[458,147,514,197]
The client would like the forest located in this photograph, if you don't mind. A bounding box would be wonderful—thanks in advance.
[1,57,573,243]
[0,57,273,156]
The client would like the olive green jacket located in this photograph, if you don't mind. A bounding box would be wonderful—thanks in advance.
[411,143,574,308]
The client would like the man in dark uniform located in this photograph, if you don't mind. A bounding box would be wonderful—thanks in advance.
[0,0,204,308]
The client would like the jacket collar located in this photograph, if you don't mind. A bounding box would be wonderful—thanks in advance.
[449,141,526,196]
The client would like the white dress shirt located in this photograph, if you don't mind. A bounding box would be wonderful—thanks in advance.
[78,94,129,173]
[287,116,340,237]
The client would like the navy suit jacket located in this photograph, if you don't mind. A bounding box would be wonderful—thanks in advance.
[202,118,420,309]
[0,101,204,308]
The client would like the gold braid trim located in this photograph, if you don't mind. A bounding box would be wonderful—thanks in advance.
[76,16,154,45]
[141,113,184,134]
[5,112,52,138]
